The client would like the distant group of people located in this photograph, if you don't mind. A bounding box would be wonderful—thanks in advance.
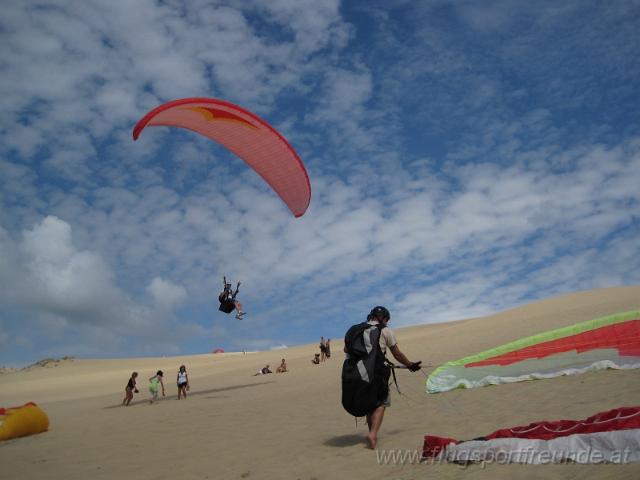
[320,337,331,360]
[122,365,190,406]
[123,357,292,405]
[311,337,332,364]
[254,359,288,375]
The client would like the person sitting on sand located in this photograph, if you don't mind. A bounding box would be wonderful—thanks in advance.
[122,371,139,406]
[254,365,272,375]
[177,365,189,400]
[276,359,288,373]
[149,370,165,403]
[311,353,320,364]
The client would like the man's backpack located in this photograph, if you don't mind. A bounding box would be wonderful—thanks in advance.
[219,300,235,314]
[218,292,235,314]
[341,322,391,417]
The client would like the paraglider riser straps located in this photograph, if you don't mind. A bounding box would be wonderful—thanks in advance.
[384,358,402,395]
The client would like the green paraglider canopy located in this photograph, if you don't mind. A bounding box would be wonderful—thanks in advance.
[427,311,640,393]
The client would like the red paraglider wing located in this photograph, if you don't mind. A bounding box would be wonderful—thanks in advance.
[133,98,311,217]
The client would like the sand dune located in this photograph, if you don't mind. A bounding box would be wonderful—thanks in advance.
[1,285,639,479]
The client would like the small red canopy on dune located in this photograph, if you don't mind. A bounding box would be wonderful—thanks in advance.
[213,348,225,354]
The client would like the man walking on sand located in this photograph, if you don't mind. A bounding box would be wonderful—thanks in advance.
[362,306,421,449]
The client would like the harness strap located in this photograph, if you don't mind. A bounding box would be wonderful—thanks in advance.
[384,358,402,395]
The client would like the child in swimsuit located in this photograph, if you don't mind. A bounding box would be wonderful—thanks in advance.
[276,359,288,373]
[148,370,165,404]
[122,372,139,406]
[177,365,189,400]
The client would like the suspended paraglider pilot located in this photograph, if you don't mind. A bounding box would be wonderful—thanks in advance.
[218,276,246,320]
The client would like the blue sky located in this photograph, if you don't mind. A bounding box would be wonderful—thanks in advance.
[1,0,639,366]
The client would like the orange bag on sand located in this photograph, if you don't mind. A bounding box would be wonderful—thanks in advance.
[0,402,49,441]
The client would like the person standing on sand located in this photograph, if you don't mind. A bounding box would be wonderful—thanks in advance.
[177,365,189,399]
[325,338,331,359]
[122,372,139,406]
[149,370,165,403]
[356,306,421,450]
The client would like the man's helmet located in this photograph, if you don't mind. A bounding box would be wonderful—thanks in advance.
[370,305,390,320]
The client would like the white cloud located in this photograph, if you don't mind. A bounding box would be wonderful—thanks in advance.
[147,277,187,312]
[1,1,638,364]
[1,216,126,325]
[0,216,193,360]
[0,0,349,178]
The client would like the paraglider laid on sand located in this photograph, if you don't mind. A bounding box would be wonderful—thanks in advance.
[133,97,311,217]
[426,311,640,394]
[0,402,49,441]
[423,406,640,464]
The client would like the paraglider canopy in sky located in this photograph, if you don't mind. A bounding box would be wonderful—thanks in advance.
[133,98,311,217]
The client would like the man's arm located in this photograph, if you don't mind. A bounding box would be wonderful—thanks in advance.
[389,344,421,371]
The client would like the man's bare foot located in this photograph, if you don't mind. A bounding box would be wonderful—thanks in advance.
[366,434,377,450]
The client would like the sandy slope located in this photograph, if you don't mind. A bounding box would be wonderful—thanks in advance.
[1,285,639,480]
